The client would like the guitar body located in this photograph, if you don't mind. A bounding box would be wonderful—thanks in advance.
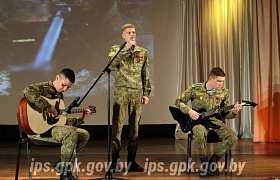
[178,112,195,133]
[169,106,196,133]
[18,97,66,135]
[169,107,220,133]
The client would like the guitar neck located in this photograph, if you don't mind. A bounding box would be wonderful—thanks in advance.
[60,108,86,115]
[202,104,235,117]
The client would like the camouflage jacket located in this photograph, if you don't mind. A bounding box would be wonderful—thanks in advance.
[108,45,151,97]
[175,82,236,122]
[23,81,84,127]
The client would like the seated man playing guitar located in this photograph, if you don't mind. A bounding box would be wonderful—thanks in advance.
[175,67,242,177]
[22,68,92,180]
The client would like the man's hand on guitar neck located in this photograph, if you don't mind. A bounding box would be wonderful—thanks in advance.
[82,109,92,120]
[233,101,242,114]
[189,109,201,120]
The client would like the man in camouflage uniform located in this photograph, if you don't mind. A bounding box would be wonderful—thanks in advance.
[23,68,92,180]
[175,67,242,177]
[108,23,151,172]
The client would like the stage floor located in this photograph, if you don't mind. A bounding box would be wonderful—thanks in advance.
[2,138,280,180]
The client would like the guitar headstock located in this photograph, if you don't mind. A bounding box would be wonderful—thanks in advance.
[88,105,96,114]
[241,100,258,107]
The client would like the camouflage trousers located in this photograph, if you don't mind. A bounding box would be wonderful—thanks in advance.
[192,119,238,159]
[29,126,90,166]
[111,87,142,154]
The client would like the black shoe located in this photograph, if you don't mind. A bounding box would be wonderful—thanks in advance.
[199,169,209,178]
[60,172,77,180]
[108,161,119,173]
[109,154,120,173]
[199,157,208,178]
[199,165,209,177]
[58,164,76,180]
[208,154,220,176]
[208,162,219,176]
[127,162,144,172]
[53,160,62,173]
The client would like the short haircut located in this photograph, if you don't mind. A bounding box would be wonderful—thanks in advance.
[209,67,226,78]
[122,24,135,32]
[60,68,75,83]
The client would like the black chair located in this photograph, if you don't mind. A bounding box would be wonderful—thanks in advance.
[15,113,79,180]
[169,106,233,174]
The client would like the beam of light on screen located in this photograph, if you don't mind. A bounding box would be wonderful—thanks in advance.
[32,10,64,68]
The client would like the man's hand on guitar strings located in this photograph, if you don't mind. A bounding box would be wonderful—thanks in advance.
[189,109,201,120]
[48,106,59,117]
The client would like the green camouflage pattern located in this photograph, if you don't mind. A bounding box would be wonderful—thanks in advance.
[108,44,151,155]
[23,81,90,165]
[175,82,236,120]
[192,123,238,158]
[108,45,151,97]
[175,82,238,158]
[111,87,142,154]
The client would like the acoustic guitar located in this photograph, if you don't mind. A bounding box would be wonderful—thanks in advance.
[18,96,96,135]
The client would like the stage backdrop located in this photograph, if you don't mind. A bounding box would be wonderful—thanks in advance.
[0,0,185,125]
[181,0,255,139]
[253,0,280,142]
[181,0,280,142]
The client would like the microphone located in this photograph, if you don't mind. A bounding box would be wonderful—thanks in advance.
[130,38,135,51]
[62,96,80,116]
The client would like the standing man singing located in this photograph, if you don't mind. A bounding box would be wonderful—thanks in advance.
[108,23,151,172]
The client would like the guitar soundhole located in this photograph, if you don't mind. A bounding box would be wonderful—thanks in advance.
[46,116,59,125]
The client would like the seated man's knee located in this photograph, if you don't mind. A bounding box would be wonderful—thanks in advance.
[66,128,78,140]
[84,130,90,142]
[227,132,238,145]
[52,127,79,143]
[193,125,207,139]
[232,133,238,142]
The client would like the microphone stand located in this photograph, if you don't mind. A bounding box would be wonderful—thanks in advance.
[75,42,127,179]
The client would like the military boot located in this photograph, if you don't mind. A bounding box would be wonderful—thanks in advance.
[127,152,144,172]
[108,153,120,173]
[53,159,61,173]
[60,164,76,180]
[208,153,220,176]
[199,157,209,178]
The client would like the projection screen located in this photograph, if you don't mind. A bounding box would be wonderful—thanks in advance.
[0,0,184,125]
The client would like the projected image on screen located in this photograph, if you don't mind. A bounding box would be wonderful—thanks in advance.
[0,0,154,97]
